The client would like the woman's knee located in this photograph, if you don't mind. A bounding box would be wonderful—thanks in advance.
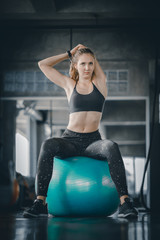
[41,137,61,152]
[102,139,118,149]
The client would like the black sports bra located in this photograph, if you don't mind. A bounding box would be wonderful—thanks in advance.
[69,81,105,114]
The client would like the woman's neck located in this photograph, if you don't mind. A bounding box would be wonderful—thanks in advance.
[78,78,92,84]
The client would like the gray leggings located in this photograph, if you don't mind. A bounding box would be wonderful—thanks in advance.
[37,128,128,198]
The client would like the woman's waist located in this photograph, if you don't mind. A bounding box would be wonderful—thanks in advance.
[61,127,102,139]
[66,124,99,133]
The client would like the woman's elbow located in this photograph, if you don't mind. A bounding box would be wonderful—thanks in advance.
[38,61,43,68]
[38,61,47,70]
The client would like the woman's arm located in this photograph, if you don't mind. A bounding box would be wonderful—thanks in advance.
[38,45,81,89]
[94,58,108,97]
[94,58,106,81]
[38,52,71,89]
[38,53,68,67]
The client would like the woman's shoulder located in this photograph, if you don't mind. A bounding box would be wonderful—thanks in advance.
[64,78,76,99]
[64,77,76,90]
[92,75,106,85]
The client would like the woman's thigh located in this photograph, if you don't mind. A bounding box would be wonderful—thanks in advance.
[56,137,79,158]
[41,137,79,159]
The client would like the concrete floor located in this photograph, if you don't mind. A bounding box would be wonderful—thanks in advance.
[1,210,159,240]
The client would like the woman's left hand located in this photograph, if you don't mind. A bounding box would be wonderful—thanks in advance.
[70,44,87,56]
[77,44,87,49]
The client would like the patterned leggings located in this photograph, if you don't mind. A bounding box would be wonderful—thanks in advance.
[37,128,128,198]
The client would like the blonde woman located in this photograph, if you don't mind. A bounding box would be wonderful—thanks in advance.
[23,44,138,218]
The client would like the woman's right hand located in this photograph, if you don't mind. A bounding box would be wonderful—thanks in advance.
[70,44,86,56]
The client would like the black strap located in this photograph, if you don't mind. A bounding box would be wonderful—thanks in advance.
[66,50,72,61]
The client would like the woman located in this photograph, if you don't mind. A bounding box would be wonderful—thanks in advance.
[23,44,138,218]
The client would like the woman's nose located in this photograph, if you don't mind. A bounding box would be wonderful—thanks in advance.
[85,65,89,70]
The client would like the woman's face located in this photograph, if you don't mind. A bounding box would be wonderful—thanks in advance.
[75,54,95,80]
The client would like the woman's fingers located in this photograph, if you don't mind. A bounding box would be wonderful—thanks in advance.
[78,44,86,49]
[70,44,87,55]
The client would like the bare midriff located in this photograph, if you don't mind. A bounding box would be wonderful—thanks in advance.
[67,111,102,133]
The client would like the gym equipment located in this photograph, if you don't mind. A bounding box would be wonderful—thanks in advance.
[46,156,120,216]
[10,179,20,205]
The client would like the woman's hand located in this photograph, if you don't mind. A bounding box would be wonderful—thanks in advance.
[70,44,87,55]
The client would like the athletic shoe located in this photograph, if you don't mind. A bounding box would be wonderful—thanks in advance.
[118,197,138,218]
[23,199,48,218]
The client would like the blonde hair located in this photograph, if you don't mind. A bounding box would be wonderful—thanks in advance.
[69,47,96,82]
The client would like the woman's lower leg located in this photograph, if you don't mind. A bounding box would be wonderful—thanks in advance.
[85,140,129,198]
[107,143,129,198]
[120,195,129,205]
[37,195,46,204]
[36,137,78,197]
[36,139,55,197]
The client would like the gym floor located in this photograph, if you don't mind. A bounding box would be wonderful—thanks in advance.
[1,210,159,240]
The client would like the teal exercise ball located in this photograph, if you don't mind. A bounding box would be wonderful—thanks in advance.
[46,156,120,217]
